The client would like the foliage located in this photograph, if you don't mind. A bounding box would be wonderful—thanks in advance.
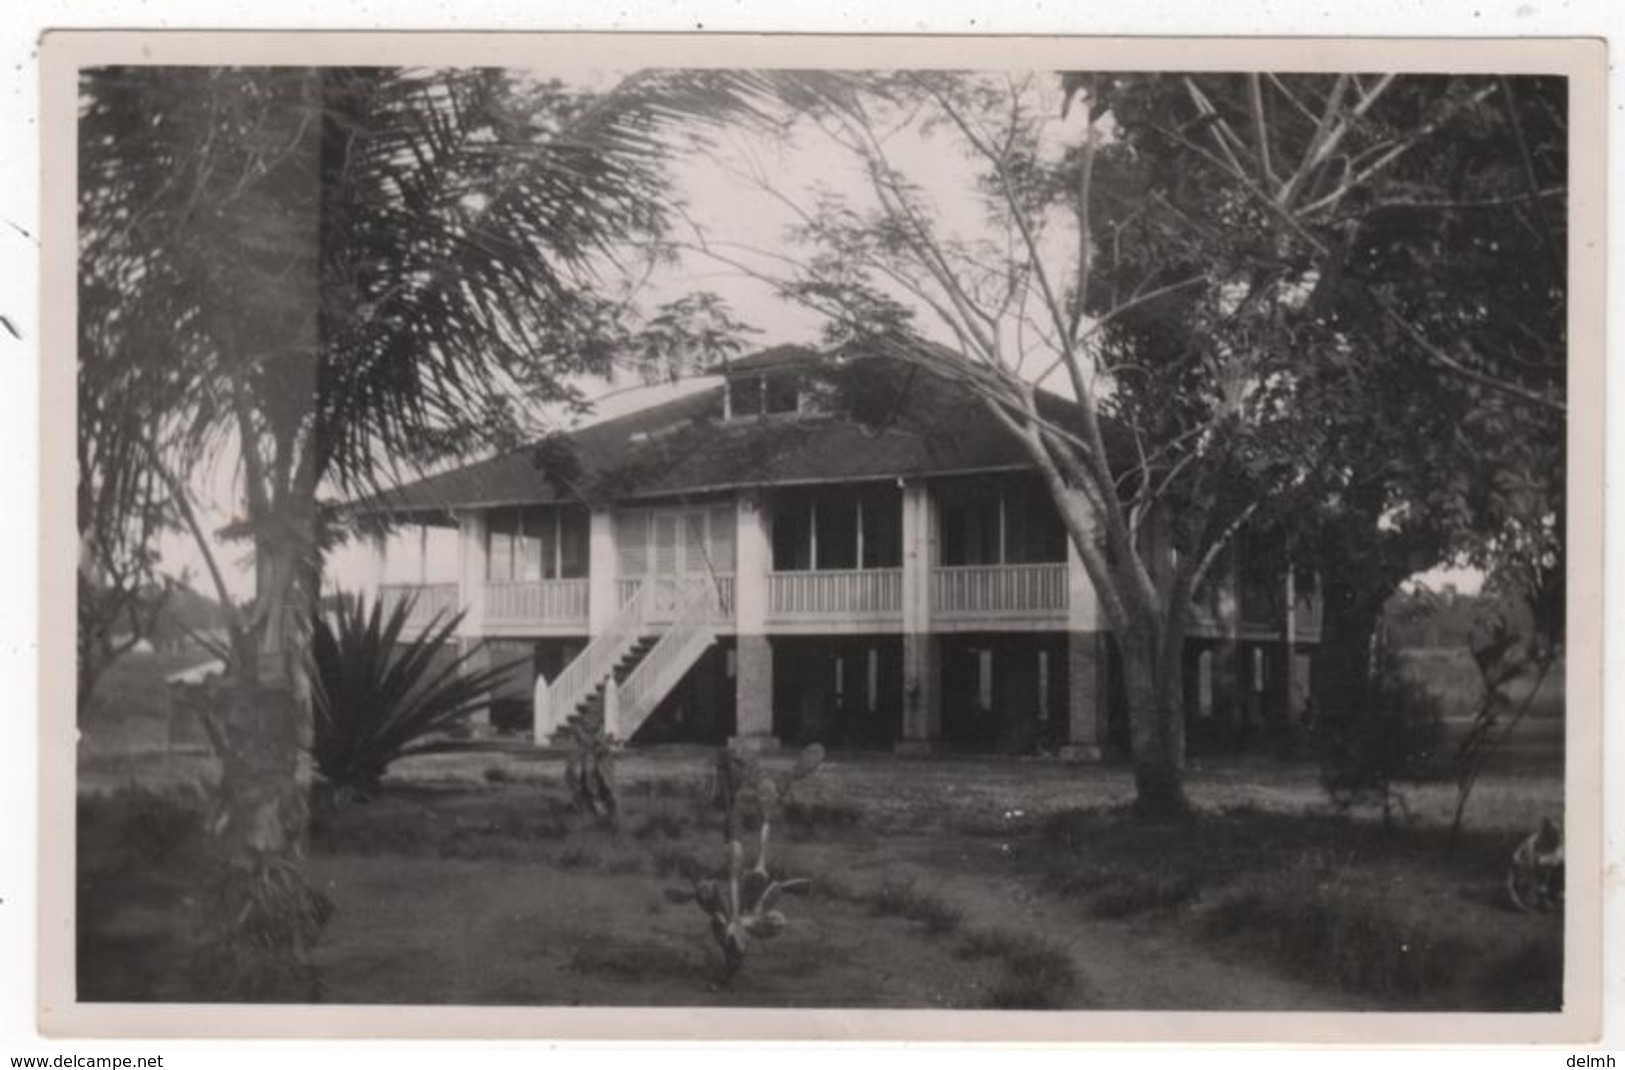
[193,854,335,1002]
[717,71,1566,817]
[559,709,621,825]
[631,292,762,384]
[1313,649,1444,827]
[308,591,514,793]
[1448,595,1561,846]
[666,744,824,981]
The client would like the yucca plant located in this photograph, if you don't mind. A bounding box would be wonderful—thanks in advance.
[309,592,515,793]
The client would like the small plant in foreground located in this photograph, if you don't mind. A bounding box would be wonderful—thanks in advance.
[665,743,824,982]
[559,710,620,827]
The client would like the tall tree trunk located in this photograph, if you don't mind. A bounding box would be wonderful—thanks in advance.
[1121,620,1191,820]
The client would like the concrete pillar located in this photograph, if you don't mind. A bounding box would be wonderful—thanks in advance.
[366,532,388,601]
[455,511,490,733]
[731,493,776,749]
[455,511,488,641]
[897,480,940,752]
[588,508,617,635]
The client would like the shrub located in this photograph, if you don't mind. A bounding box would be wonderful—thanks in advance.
[1314,654,1443,826]
[866,878,962,934]
[309,592,515,793]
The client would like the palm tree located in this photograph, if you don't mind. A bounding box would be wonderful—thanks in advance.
[78,63,776,993]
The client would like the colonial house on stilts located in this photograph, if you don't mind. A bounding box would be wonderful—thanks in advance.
[352,344,1321,757]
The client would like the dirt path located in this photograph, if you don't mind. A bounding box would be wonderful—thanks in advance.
[787,833,1372,1011]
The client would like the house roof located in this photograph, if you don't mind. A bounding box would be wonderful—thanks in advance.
[356,347,1110,517]
[704,342,823,376]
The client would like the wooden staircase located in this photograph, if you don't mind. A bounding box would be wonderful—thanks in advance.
[535,580,722,745]
[564,635,657,729]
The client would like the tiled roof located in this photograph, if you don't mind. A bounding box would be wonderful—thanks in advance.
[357,348,1106,516]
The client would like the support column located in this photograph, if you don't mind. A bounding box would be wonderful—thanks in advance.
[367,532,388,601]
[1061,531,1105,760]
[588,508,617,636]
[454,511,491,733]
[731,493,776,750]
[455,511,488,642]
[897,480,940,752]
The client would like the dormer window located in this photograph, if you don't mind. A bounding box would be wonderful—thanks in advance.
[725,370,803,419]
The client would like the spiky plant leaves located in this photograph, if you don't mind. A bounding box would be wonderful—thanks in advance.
[308,591,515,792]
[742,910,787,940]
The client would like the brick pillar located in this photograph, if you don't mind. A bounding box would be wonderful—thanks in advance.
[897,480,940,752]
[1061,519,1105,760]
[1062,631,1105,760]
[731,493,777,750]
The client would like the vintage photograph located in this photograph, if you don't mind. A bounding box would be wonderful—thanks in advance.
[59,39,1589,1033]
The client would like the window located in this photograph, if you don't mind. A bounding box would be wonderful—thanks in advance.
[726,372,802,419]
[727,376,763,419]
[1037,649,1051,722]
[939,478,1065,566]
[976,649,995,711]
[764,372,800,414]
[866,647,880,713]
[487,506,588,581]
[814,493,858,570]
[617,510,648,577]
[939,486,1002,566]
[1004,479,1068,564]
[771,499,813,571]
[772,486,901,572]
[557,509,588,579]
[858,487,902,568]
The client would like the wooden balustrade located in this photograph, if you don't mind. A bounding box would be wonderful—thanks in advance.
[767,569,902,620]
[484,579,589,625]
[377,583,460,628]
[930,563,1067,618]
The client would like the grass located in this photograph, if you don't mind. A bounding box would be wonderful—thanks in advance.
[78,732,1563,1011]
[864,878,963,934]
[957,928,1085,1009]
[630,810,692,841]
[1203,863,1468,999]
[565,936,699,982]
[1034,801,1562,1008]
[780,798,867,839]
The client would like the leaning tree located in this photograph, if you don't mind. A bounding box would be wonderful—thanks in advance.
[687,70,1565,818]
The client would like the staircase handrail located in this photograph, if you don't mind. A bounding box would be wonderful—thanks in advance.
[545,581,649,732]
[615,584,718,732]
